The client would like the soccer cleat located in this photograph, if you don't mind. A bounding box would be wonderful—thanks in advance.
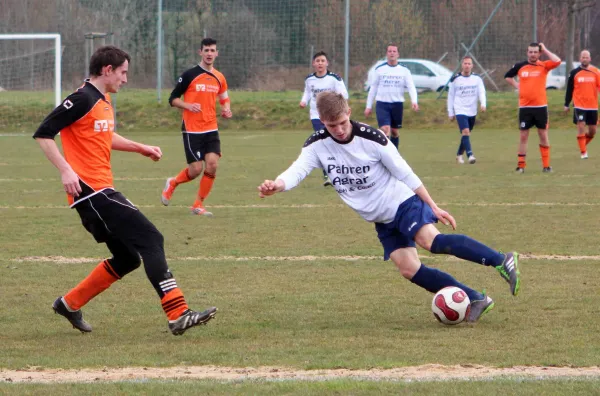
[468,155,476,164]
[168,307,217,336]
[323,176,333,187]
[581,152,589,159]
[456,155,465,164]
[515,167,525,173]
[161,178,175,206]
[466,294,495,323]
[542,166,553,173]
[191,205,213,216]
[495,252,520,296]
[52,297,92,333]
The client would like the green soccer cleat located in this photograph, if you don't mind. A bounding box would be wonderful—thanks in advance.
[495,252,521,296]
[466,293,495,323]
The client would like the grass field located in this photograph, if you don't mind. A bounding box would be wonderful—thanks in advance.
[2,104,600,394]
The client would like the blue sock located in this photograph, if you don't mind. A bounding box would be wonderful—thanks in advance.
[457,140,464,156]
[410,264,483,301]
[390,136,399,149]
[430,234,504,267]
[461,135,473,157]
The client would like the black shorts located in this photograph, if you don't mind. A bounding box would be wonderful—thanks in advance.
[182,131,221,164]
[573,109,598,126]
[519,107,548,130]
[75,189,160,245]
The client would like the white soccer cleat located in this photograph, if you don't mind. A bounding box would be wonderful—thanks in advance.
[456,155,465,164]
[468,155,476,164]
[581,152,589,159]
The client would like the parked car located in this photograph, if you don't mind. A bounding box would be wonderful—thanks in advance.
[364,58,454,92]
[546,61,583,90]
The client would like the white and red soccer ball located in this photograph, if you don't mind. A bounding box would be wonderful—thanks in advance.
[431,286,471,325]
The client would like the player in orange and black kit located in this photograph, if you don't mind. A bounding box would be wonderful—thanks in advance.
[564,50,600,159]
[33,46,217,336]
[161,37,232,216]
[505,42,561,173]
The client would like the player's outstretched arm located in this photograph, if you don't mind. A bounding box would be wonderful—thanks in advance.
[258,179,285,198]
[35,138,81,197]
[413,185,456,230]
[112,133,162,161]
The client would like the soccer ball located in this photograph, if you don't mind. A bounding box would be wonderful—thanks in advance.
[431,286,471,325]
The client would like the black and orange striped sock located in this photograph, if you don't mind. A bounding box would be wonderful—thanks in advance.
[577,135,587,153]
[517,153,526,169]
[64,260,119,310]
[161,288,189,320]
[586,133,595,146]
[539,145,550,168]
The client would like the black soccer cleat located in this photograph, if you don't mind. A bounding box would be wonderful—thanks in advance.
[52,297,92,333]
[515,167,525,174]
[168,307,217,336]
[542,166,553,173]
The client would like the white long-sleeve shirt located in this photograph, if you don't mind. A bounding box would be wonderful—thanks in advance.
[300,71,349,120]
[366,63,418,109]
[277,121,423,224]
[447,73,486,117]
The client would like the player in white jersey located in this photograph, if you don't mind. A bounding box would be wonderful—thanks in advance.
[364,44,418,149]
[447,56,487,164]
[259,92,521,323]
[300,51,349,186]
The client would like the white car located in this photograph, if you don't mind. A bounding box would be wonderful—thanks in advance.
[546,61,583,90]
[365,58,454,92]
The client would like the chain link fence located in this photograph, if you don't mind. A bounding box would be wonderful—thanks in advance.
[1,0,599,94]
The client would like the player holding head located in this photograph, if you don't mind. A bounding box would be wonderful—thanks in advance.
[505,42,561,173]
[564,50,600,159]
[259,92,520,323]
[161,37,231,215]
[300,51,349,187]
[447,56,487,164]
[33,46,217,335]
[364,43,419,149]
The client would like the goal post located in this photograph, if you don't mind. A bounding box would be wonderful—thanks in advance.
[0,33,62,107]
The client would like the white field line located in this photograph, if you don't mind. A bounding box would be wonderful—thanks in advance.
[1,202,600,210]
[10,254,600,264]
[1,364,599,383]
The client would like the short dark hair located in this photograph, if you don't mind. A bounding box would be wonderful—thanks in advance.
[529,42,541,50]
[313,51,328,61]
[387,43,399,51]
[462,55,473,62]
[89,46,130,77]
[201,37,217,50]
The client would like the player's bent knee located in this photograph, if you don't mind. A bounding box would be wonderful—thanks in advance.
[390,249,420,279]
[188,162,203,178]
[461,129,470,136]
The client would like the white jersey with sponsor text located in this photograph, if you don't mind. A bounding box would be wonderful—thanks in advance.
[300,71,349,120]
[277,121,423,224]
[366,63,418,109]
[447,73,487,117]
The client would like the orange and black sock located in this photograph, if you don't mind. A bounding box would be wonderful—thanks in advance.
[194,171,215,206]
[172,168,193,187]
[577,135,587,153]
[539,145,550,168]
[64,260,119,310]
[161,288,189,320]
[517,153,526,169]
[586,133,595,146]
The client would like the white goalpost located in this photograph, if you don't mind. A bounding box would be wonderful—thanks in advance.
[0,33,62,107]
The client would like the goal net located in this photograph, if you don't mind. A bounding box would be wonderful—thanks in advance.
[0,34,62,134]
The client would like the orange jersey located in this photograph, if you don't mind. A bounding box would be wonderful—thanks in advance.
[34,82,115,206]
[505,60,561,107]
[565,66,600,110]
[169,65,228,133]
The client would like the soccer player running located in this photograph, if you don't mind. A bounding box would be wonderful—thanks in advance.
[447,56,486,164]
[258,92,520,323]
[34,46,217,335]
[505,42,561,173]
[364,44,418,150]
[161,37,232,216]
[300,51,349,187]
[564,50,600,159]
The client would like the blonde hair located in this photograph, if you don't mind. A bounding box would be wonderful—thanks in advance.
[316,92,349,122]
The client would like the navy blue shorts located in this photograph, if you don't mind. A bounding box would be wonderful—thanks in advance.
[311,118,325,132]
[456,115,476,132]
[375,195,438,260]
[376,102,404,129]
